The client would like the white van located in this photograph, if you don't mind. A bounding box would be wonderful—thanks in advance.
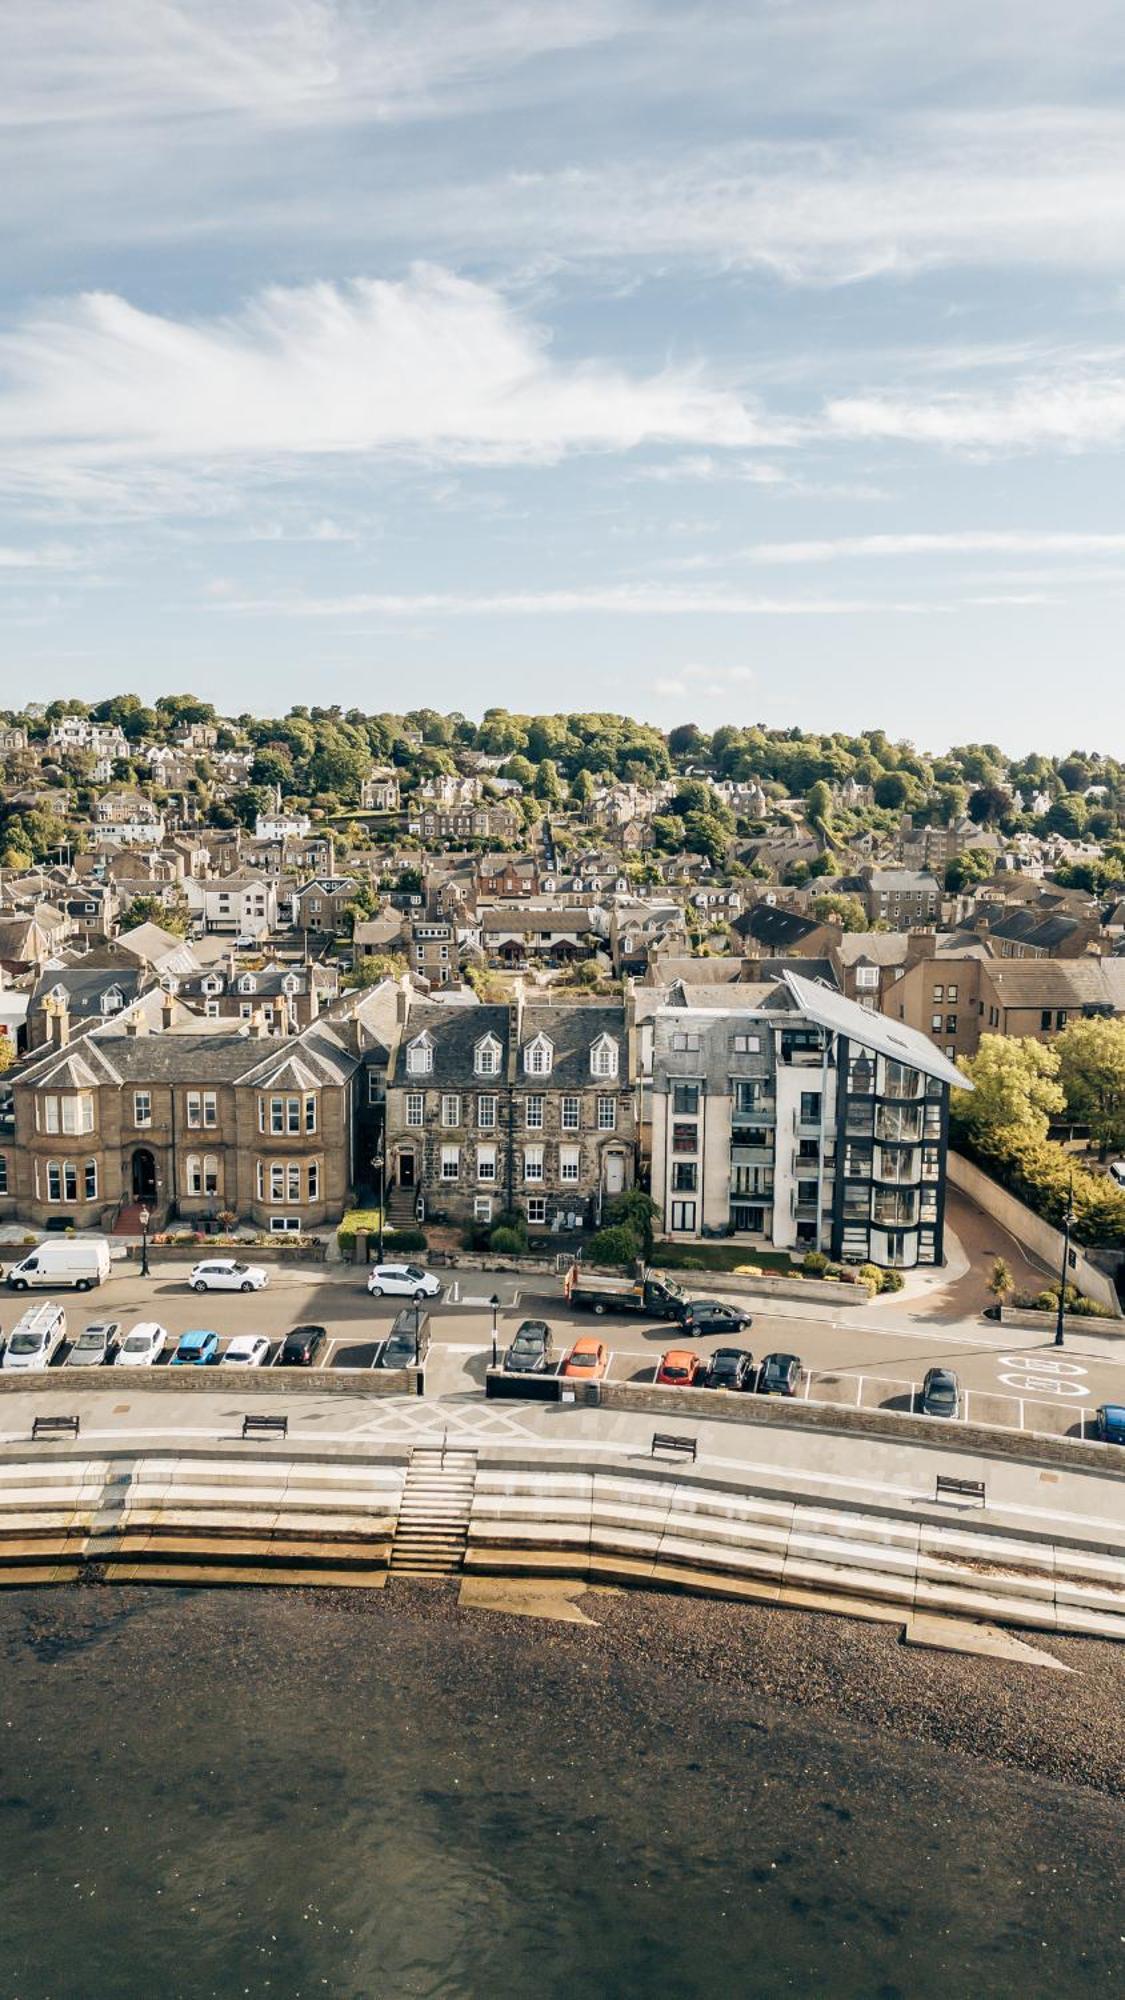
[3,1301,67,1370]
[6,1238,112,1294]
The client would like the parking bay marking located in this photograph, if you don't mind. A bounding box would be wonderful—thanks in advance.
[998,1355,1089,1398]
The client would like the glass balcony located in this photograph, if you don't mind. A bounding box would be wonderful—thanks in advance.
[872,1190,920,1227]
[875,1106,923,1144]
[874,1146,920,1185]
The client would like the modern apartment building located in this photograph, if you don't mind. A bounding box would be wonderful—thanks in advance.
[650,970,966,1269]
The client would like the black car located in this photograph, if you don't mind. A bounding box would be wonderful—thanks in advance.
[704,1347,755,1391]
[919,1367,960,1418]
[504,1320,554,1373]
[757,1351,801,1397]
[281,1324,327,1367]
[377,1309,430,1368]
[680,1298,752,1336]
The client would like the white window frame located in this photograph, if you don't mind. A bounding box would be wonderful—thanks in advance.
[477,1094,497,1130]
[560,1144,580,1184]
[441,1093,462,1128]
[561,1095,581,1131]
[406,1038,434,1076]
[671,1199,697,1232]
[525,1095,544,1130]
[597,1095,617,1131]
[84,1159,98,1201]
[133,1090,152,1128]
[477,1144,497,1184]
[523,1145,544,1183]
[589,1036,618,1079]
[441,1144,461,1182]
[526,1195,547,1226]
[405,1092,425,1128]
[524,1035,554,1077]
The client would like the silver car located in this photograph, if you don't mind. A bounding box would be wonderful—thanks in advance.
[66,1321,120,1367]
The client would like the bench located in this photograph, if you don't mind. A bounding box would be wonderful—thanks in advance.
[935,1473,985,1505]
[31,1414,80,1440]
[241,1414,288,1440]
[651,1431,697,1462]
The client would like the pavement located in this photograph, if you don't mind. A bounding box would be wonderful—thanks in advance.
[1,1254,1124,1464]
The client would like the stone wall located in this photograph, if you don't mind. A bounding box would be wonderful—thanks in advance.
[948,1149,1121,1317]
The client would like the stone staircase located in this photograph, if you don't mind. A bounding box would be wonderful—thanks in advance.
[386,1186,417,1229]
[390,1446,478,1577]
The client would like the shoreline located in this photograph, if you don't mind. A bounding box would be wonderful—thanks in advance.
[307,1575,1125,1802]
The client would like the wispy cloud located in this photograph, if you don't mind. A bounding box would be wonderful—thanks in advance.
[746,530,1125,563]
[0,267,768,507]
[223,585,944,617]
[825,374,1125,452]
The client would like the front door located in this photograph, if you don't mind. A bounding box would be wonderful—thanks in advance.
[131,1149,157,1203]
[399,1150,415,1190]
[604,1151,625,1196]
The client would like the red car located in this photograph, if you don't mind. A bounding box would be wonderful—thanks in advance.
[656,1347,704,1387]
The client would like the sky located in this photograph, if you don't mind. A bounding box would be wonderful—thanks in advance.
[4,0,1125,753]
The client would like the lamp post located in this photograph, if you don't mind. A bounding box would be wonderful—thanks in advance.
[490,1292,501,1369]
[413,1296,423,1368]
[372,1139,385,1262]
[1054,1175,1075,1348]
[138,1205,151,1280]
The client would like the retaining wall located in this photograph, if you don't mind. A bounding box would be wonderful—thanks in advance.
[948,1150,1121,1315]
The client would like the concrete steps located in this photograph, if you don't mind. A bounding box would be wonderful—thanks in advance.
[390,1448,477,1576]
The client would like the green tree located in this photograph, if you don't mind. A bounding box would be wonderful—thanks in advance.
[120,894,187,936]
[534,759,562,803]
[952,1035,1065,1156]
[606,1189,660,1259]
[987,1257,1013,1303]
[805,779,833,833]
[811,892,868,932]
[944,847,995,894]
[1055,1016,1125,1157]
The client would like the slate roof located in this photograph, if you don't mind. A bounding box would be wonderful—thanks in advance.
[16,1018,357,1091]
[31,967,146,1018]
[393,1004,510,1086]
[733,905,823,951]
[987,960,1125,1012]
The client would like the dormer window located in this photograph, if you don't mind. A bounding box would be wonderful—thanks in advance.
[474,1033,502,1078]
[406,1033,434,1077]
[202,974,222,996]
[524,1033,554,1078]
[100,986,123,1014]
[239,975,256,994]
[282,974,298,995]
[590,1034,619,1079]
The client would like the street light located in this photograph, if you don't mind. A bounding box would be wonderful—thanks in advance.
[372,1139,385,1263]
[138,1205,151,1280]
[490,1292,501,1369]
[413,1296,423,1368]
[1055,1175,1075,1348]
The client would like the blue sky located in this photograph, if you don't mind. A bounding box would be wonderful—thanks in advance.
[4,1,1125,752]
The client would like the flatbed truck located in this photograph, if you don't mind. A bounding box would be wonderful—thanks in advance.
[563,1263,687,1320]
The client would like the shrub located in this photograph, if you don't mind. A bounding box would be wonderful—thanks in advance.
[336,1207,384,1252]
[857,1263,884,1294]
[879,1269,904,1293]
[385,1226,427,1254]
[488,1226,525,1256]
[801,1250,829,1277]
[587,1224,640,1269]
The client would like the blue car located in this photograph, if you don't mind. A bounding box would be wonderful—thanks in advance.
[1095,1404,1125,1445]
[171,1329,220,1367]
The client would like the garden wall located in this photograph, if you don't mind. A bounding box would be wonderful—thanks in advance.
[948,1151,1121,1317]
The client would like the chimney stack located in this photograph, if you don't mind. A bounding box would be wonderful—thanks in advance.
[160,989,175,1029]
[46,993,70,1049]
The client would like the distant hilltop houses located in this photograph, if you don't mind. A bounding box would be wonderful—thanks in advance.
[0,698,1123,1256]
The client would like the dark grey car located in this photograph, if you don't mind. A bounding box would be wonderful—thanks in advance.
[504,1320,554,1373]
[377,1308,431,1368]
[920,1367,961,1418]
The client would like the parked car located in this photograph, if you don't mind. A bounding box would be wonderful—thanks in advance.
[66,1320,120,1368]
[504,1321,554,1373]
[190,1259,269,1294]
[656,1348,704,1387]
[757,1352,801,1396]
[280,1324,327,1367]
[919,1367,961,1419]
[366,1263,442,1300]
[2,1302,68,1372]
[6,1238,111,1293]
[376,1309,430,1368]
[704,1347,755,1391]
[1109,1162,1125,1189]
[561,1336,609,1379]
[114,1322,168,1367]
[681,1299,752,1336]
[171,1329,220,1367]
[1095,1403,1125,1444]
[221,1334,270,1368]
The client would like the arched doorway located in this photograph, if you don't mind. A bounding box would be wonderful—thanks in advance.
[131,1149,157,1203]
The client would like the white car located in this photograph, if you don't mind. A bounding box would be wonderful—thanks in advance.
[1110,1161,1125,1189]
[366,1263,442,1301]
[221,1334,270,1368]
[114,1321,168,1367]
[3,1320,67,1372]
[190,1259,269,1294]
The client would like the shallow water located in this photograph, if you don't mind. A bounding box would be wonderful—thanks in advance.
[0,1585,1120,1999]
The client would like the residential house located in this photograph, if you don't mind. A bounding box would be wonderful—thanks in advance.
[408,804,521,845]
[361,769,401,812]
[189,872,278,938]
[650,971,962,1269]
[384,992,636,1233]
[94,792,166,847]
[290,876,358,936]
[859,868,944,927]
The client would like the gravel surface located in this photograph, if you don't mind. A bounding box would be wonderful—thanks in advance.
[305,1578,1125,1801]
